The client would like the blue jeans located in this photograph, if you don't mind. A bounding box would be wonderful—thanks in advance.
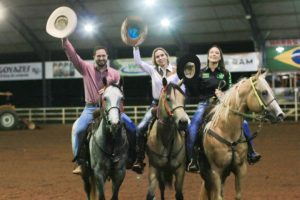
[187,101,209,159]
[242,120,256,156]
[71,105,136,158]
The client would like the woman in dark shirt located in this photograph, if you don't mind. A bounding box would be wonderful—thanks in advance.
[187,45,261,172]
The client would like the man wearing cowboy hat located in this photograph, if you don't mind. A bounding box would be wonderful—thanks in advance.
[62,37,136,174]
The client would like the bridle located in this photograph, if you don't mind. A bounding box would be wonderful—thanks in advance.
[157,85,185,125]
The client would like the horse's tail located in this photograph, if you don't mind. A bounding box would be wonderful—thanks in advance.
[89,175,97,200]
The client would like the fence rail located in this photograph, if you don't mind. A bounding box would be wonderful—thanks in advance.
[15,102,299,124]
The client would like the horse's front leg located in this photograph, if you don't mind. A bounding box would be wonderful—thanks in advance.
[111,167,126,200]
[209,168,223,200]
[146,165,159,200]
[234,162,247,200]
[174,165,185,200]
[94,169,106,200]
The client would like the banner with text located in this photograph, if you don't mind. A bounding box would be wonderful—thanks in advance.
[113,53,261,76]
[266,39,300,72]
[0,63,42,81]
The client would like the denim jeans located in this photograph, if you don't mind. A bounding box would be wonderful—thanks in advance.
[187,101,209,159]
[71,105,136,158]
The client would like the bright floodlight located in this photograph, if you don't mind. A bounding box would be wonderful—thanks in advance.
[145,0,155,7]
[84,23,94,33]
[276,46,284,53]
[0,3,6,20]
[161,18,170,28]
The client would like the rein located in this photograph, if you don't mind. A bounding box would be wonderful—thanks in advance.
[157,85,185,125]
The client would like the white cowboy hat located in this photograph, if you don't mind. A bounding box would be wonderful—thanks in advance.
[46,6,77,38]
[121,16,148,47]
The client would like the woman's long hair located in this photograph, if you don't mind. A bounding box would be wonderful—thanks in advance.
[151,47,170,69]
[207,45,226,72]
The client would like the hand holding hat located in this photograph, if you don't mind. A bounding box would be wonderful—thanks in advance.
[121,16,148,47]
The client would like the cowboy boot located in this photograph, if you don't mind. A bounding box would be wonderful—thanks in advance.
[247,141,261,165]
[187,146,200,172]
[132,134,146,174]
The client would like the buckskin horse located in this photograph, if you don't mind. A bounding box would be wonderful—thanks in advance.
[146,79,189,200]
[197,70,284,200]
[81,82,128,200]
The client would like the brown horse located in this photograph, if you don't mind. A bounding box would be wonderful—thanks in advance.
[146,79,189,200]
[198,70,284,200]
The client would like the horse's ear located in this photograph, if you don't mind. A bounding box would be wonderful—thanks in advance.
[261,68,268,79]
[162,77,168,87]
[253,69,261,81]
[103,77,108,86]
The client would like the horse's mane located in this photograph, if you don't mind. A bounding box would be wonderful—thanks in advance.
[109,83,123,93]
[206,78,247,129]
[165,83,185,96]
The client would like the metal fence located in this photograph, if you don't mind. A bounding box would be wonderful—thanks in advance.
[15,102,299,124]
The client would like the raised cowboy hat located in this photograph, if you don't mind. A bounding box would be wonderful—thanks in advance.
[46,6,77,38]
[121,16,148,46]
[177,54,200,81]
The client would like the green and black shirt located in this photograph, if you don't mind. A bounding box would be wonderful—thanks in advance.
[197,66,232,101]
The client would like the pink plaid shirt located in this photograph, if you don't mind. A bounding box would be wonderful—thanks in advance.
[62,39,120,104]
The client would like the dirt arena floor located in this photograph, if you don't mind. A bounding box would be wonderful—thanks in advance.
[0,122,300,200]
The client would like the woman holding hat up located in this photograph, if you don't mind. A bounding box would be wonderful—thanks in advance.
[131,46,187,174]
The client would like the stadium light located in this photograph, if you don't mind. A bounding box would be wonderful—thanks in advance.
[84,23,94,33]
[160,18,170,28]
[144,0,156,7]
[0,3,6,20]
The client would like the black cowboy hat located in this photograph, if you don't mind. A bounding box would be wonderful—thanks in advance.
[176,54,200,81]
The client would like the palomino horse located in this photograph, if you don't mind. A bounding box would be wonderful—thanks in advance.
[82,83,128,200]
[146,79,189,200]
[198,70,284,200]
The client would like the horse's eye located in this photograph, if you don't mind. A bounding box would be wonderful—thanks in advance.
[261,90,268,97]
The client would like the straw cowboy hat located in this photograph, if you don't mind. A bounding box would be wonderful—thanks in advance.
[46,6,77,38]
[121,16,148,46]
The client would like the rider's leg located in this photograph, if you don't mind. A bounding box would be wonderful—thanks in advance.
[132,107,153,174]
[121,113,137,168]
[187,101,208,172]
[242,120,261,164]
[71,105,96,174]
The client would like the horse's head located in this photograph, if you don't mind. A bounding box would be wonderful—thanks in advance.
[158,78,189,131]
[243,70,285,122]
[101,83,124,134]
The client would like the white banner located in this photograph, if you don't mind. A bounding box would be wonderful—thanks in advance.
[197,52,261,72]
[0,63,42,81]
[45,61,83,79]
[113,57,177,76]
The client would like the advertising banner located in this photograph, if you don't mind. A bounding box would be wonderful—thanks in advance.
[0,63,42,81]
[45,61,83,79]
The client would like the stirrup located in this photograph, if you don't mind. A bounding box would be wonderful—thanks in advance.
[187,159,200,173]
[132,160,145,174]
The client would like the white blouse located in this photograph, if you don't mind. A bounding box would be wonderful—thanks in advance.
[133,47,185,99]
